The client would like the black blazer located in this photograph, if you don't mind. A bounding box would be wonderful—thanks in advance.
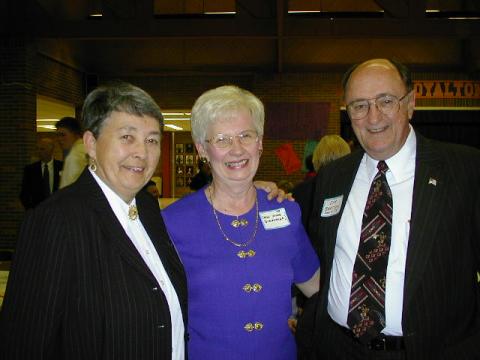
[1,170,188,360]
[298,134,480,359]
[19,159,63,209]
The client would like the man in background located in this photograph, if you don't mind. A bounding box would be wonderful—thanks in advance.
[19,138,62,209]
[56,116,87,188]
[189,158,212,191]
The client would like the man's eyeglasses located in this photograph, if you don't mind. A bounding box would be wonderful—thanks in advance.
[346,92,411,120]
[205,130,259,149]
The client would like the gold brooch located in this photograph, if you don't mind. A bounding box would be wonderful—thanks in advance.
[128,205,138,220]
[231,218,249,228]
[237,249,256,258]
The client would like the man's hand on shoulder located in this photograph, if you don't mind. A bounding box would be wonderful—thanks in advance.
[253,180,294,203]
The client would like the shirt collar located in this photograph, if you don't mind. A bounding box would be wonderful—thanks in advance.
[89,168,137,230]
[364,125,417,183]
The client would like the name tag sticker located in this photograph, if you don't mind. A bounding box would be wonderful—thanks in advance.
[321,195,343,217]
[260,208,291,230]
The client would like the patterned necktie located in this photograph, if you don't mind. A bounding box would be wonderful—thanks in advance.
[43,163,51,196]
[347,160,392,343]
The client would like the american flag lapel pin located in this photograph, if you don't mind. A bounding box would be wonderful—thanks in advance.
[428,177,437,186]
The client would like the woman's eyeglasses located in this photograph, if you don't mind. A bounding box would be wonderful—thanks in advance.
[205,130,258,149]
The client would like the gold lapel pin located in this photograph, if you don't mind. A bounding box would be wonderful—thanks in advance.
[428,178,437,186]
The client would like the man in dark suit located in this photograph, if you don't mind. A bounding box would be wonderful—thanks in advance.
[19,137,62,209]
[297,59,480,359]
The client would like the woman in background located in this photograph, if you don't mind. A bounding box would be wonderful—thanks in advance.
[293,134,351,229]
[162,85,320,360]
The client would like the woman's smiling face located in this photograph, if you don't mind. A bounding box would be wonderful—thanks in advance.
[197,108,262,188]
[84,110,161,203]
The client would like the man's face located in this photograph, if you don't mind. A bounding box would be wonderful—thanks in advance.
[37,141,54,163]
[344,60,415,160]
[56,127,79,151]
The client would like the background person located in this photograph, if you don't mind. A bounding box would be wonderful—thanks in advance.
[56,116,88,188]
[188,158,212,191]
[296,59,480,359]
[1,82,187,359]
[162,85,320,360]
[19,137,63,209]
[293,134,351,230]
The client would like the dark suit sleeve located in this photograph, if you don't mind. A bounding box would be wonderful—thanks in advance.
[292,177,316,240]
[0,206,71,358]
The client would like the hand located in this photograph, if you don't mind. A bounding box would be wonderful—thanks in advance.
[287,317,298,334]
[253,180,295,203]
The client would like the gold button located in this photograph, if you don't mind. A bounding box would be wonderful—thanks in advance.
[244,322,254,332]
[254,322,264,330]
[252,283,262,292]
[237,249,256,259]
[243,284,252,293]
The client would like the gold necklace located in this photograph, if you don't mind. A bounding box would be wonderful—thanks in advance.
[208,186,259,248]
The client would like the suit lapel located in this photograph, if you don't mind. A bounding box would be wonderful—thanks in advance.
[320,151,364,282]
[78,171,158,283]
[138,195,187,303]
[403,135,448,308]
[53,160,62,191]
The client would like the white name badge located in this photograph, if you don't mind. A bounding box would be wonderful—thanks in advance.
[260,208,291,230]
[321,195,343,217]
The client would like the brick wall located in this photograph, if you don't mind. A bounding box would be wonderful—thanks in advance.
[2,52,479,248]
[0,38,37,248]
[104,72,345,191]
[0,40,85,248]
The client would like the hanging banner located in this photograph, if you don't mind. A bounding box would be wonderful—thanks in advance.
[414,80,480,99]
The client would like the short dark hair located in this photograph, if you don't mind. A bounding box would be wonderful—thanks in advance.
[342,58,413,95]
[56,116,82,135]
[82,81,164,138]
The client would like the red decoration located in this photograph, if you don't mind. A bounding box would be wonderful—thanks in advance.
[275,143,302,174]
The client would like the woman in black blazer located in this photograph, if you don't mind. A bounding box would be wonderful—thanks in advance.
[0,82,188,360]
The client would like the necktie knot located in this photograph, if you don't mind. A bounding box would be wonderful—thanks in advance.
[377,160,388,174]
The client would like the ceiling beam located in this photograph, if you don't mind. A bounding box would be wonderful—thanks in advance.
[2,16,479,40]
[374,0,409,18]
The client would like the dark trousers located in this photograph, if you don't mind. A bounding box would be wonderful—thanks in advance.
[297,315,406,360]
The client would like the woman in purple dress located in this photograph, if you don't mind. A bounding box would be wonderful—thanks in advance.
[162,85,320,359]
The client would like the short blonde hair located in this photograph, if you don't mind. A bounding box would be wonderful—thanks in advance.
[312,135,351,171]
[190,85,264,144]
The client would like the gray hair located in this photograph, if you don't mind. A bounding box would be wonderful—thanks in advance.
[190,85,264,144]
[82,81,164,138]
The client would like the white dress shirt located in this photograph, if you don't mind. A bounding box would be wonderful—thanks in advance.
[90,169,185,360]
[59,139,87,188]
[328,126,416,336]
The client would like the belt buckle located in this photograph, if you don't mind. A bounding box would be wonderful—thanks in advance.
[368,337,386,351]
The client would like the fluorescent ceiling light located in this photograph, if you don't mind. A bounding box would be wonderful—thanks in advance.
[165,124,183,130]
[164,117,190,121]
[163,112,191,116]
[448,16,480,19]
[288,10,321,13]
[204,12,236,15]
